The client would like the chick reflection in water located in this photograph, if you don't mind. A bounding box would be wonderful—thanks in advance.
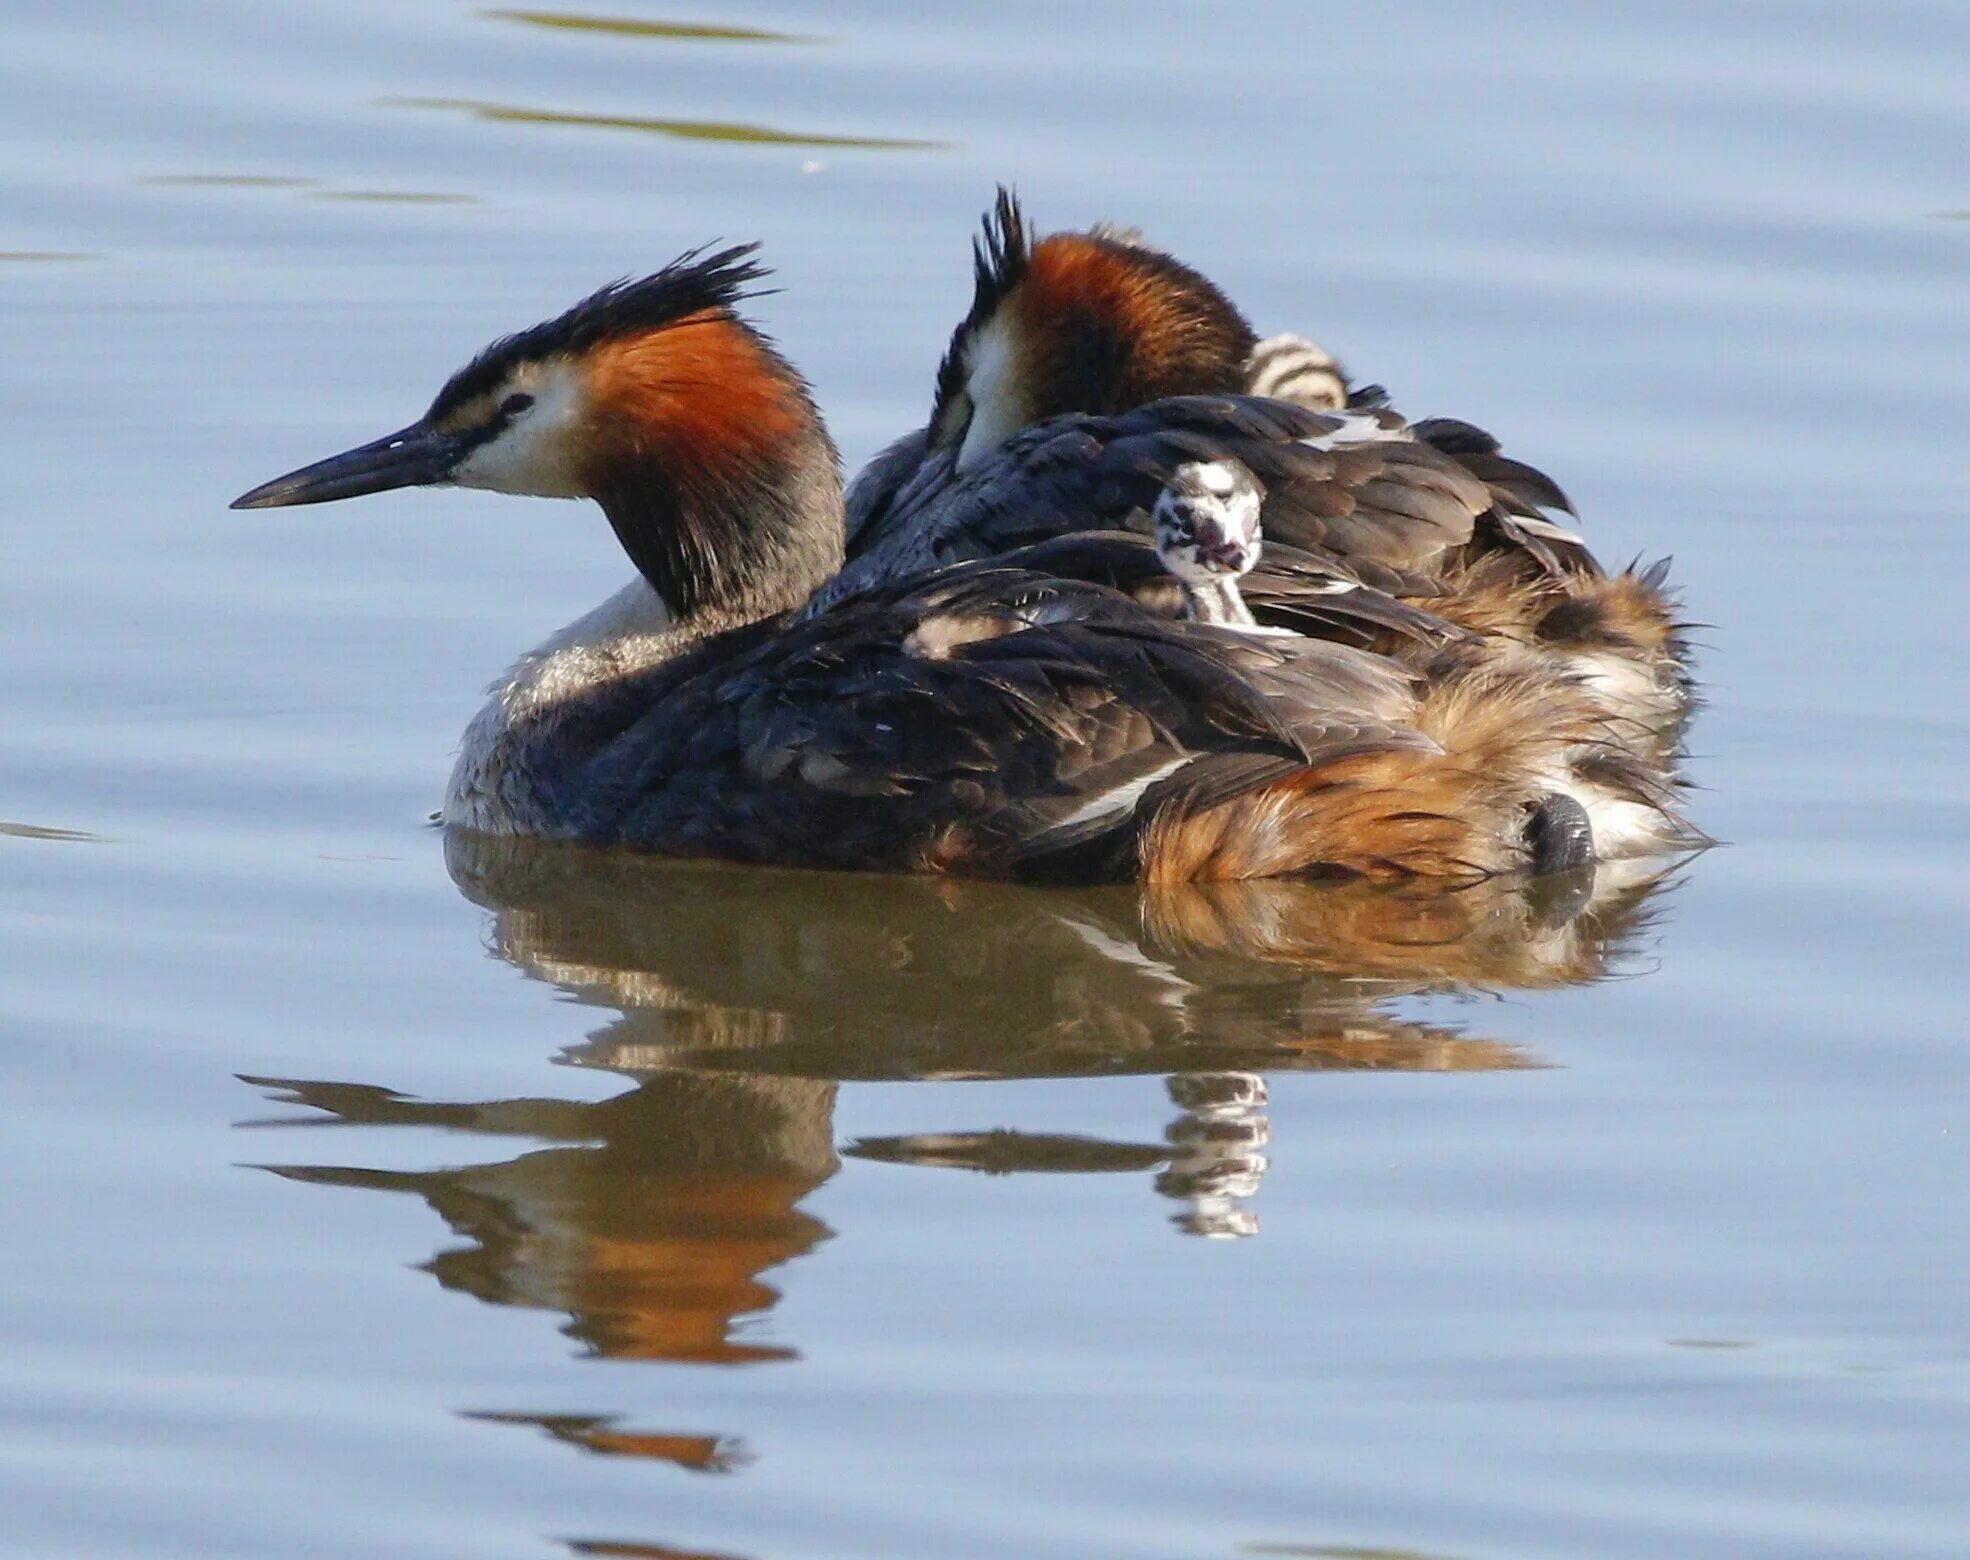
[246,838,1682,1443]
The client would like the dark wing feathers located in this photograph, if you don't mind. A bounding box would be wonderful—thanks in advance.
[843,426,929,548]
[1484,509,1597,578]
[569,566,1418,876]
[1412,416,1574,512]
[1238,546,1466,644]
[988,532,1462,649]
[1399,414,1590,574]
[830,394,1582,621]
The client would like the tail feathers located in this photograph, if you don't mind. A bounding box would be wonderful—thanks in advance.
[1137,662,1613,884]
[1406,551,1685,653]
[1415,551,1561,641]
[1372,555,1695,766]
[1536,563,1685,658]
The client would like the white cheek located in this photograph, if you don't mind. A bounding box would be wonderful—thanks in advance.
[450,368,588,498]
[955,316,1024,471]
[453,425,585,498]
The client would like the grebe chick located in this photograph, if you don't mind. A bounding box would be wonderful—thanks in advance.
[1243,333,1349,412]
[1152,459,1270,632]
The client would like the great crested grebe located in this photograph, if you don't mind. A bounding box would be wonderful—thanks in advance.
[231,243,1671,881]
[834,193,1693,772]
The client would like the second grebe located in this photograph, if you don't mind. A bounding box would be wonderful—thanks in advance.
[232,245,1663,881]
[835,193,1692,770]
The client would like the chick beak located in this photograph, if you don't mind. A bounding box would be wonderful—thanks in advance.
[230,419,470,510]
[1191,523,1244,573]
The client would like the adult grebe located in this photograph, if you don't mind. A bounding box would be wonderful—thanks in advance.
[835,192,1692,770]
[233,245,1671,880]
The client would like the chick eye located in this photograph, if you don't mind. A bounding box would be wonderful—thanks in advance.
[499,392,535,417]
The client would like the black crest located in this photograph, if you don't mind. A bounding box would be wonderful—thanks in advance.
[427,242,772,422]
[929,187,1031,439]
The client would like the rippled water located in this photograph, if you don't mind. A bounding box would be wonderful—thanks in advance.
[4,4,1969,1557]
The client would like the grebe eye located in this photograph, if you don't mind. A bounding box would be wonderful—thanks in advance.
[500,392,535,417]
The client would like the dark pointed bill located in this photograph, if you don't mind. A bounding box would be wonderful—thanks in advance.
[230,420,469,509]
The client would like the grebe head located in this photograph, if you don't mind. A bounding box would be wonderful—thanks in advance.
[928,189,1257,471]
[1152,459,1265,587]
[232,245,844,621]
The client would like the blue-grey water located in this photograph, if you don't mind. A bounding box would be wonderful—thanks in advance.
[3,4,1969,1557]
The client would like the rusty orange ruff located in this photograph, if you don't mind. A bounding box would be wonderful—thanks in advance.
[579,310,807,491]
[1013,235,1235,411]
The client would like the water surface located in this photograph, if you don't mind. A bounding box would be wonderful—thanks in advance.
[2,4,1968,1558]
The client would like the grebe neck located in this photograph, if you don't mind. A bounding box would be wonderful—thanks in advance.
[1181,579,1258,630]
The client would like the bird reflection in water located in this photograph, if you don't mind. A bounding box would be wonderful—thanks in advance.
[243,834,1688,1464]
[1162,1072,1271,1239]
[248,1063,834,1368]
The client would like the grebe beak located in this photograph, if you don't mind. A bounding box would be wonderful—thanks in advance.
[230,419,470,509]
